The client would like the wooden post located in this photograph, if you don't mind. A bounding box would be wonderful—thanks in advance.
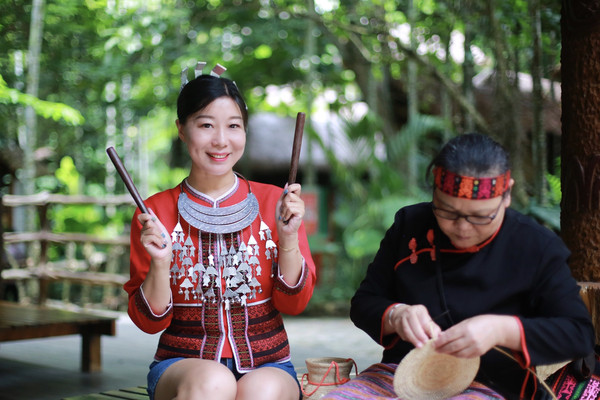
[0,195,5,265]
[37,203,50,305]
[81,332,103,373]
[0,195,5,297]
[579,282,600,344]
[561,2,600,334]
[561,2,600,281]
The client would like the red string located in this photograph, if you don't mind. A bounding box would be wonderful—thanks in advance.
[301,358,358,397]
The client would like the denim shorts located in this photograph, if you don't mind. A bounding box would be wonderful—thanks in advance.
[147,357,300,400]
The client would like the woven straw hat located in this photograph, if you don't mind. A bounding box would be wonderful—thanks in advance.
[393,339,480,400]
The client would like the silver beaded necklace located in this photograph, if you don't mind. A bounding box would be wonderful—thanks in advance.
[171,173,274,307]
[177,174,259,234]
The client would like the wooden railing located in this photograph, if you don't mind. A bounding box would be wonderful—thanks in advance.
[1,193,135,310]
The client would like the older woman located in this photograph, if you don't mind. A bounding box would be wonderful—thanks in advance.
[324,133,594,399]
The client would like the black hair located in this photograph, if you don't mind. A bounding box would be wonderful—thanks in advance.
[177,75,248,128]
[426,133,510,179]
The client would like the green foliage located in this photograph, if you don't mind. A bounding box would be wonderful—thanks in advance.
[55,156,80,195]
[546,157,562,206]
[0,74,84,125]
[546,173,561,205]
[50,204,102,234]
[310,111,439,295]
[48,203,132,237]
[526,203,560,232]
[0,0,565,313]
[341,195,416,259]
[524,158,561,232]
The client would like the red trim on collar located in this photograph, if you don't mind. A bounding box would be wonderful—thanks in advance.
[441,224,502,254]
[394,224,501,270]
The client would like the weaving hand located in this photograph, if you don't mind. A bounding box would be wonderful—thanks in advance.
[434,314,522,358]
[391,304,442,349]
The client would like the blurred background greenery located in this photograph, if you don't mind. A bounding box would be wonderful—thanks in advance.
[0,0,563,314]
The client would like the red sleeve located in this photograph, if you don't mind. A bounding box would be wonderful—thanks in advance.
[380,303,402,348]
[511,316,531,369]
[271,221,317,315]
[123,196,175,334]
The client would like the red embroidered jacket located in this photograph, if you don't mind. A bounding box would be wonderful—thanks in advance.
[124,178,316,372]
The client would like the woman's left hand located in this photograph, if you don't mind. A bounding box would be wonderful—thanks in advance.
[433,315,521,358]
[276,183,304,234]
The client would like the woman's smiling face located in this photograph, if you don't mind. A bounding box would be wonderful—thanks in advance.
[177,96,246,178]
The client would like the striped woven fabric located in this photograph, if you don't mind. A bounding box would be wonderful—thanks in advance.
[321,363,505,400]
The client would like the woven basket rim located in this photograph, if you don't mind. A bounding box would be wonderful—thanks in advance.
[393,339,480,400]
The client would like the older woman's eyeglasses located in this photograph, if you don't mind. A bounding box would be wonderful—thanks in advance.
[431,199,505,226]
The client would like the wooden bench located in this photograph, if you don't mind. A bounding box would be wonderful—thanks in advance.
[61,375,312,399]
[62,386,149,400]
[0,300,116,372]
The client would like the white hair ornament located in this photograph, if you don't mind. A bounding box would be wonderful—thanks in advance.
[180,61,227,90]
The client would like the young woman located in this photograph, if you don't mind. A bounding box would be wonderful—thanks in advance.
[324,133,594,399]
[124,68,316,400]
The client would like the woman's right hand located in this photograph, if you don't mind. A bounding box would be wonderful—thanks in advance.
[389,304,442,348]
[137,209,173,313]
[137,209,172,265]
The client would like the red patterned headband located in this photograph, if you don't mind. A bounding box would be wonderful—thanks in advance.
[433,167,511,200]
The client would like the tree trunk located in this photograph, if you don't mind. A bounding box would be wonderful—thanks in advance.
[485,0,528,207]
[314,10,491,138]
[304,0,317,187]
[461,0,475,133]
[530,0,547,204]
[560,0,600,281]
[18,0,45,232]
[406,0,418,192]
[442,31,453,141]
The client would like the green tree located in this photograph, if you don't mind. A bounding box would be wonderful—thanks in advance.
[0,0,565,310]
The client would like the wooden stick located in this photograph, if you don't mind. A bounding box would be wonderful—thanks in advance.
[288,112,305,185]
[106,147,149,214]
